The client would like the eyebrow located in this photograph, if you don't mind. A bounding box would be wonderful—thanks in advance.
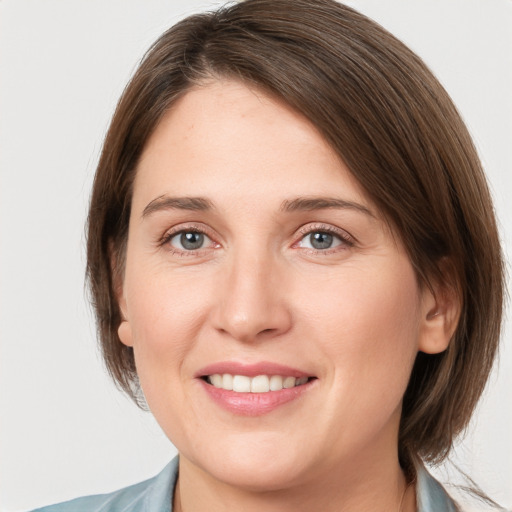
[142,196,214,218]
[280,197,375,217]
[141,195,374,219]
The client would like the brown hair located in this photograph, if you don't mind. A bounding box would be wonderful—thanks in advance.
[86,0,504,468]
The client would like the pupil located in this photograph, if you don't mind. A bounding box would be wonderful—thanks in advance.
[180,232,204,250]
[310,232,333,249]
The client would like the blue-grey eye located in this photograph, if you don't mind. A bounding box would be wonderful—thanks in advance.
[299,231,343,250]
[170,231,208,250]
[310,232,333,249]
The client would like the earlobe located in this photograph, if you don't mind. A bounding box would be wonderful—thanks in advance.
[115,291,132,347]
[118,320,134,347]
[418,270,461,355]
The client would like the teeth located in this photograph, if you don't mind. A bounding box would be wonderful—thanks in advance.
[269,375,283,391]
[207,374,310,393]
[283,376,296,389]
[251,375,270,393]
[296,376,308,386]
[210,374,222,387]
[222,373,233,390]
[232,375,251,392]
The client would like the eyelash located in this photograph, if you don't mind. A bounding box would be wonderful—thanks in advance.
[295,223,355,255]
[158,222,355,256]
[158,224,217,256]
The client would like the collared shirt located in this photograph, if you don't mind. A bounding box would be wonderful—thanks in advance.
[33,456,458,512]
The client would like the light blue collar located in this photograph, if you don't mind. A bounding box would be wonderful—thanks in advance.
[416,462,458,511]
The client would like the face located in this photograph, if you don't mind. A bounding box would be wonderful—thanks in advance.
[118,80,439,491]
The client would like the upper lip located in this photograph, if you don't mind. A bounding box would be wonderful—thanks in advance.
[195,361,314,378]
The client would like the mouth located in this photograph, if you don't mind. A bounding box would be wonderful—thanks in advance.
[202,374,314,393]
[196,362,317,415]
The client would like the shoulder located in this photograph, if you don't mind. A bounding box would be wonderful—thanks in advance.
[31,458,179,512]
[416,462,459,512]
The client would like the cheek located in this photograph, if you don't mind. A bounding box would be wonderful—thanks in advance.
[126,258,206,338]
[304,258,422,388]
[124,281,202,429]
[297,259,422,455]
[123,267,208,385]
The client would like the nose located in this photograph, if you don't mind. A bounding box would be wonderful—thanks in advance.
[211,250,292,343]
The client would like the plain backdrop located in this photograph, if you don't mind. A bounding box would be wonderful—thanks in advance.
[0,1,511,511]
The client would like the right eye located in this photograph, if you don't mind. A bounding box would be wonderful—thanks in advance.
[168,231,212,251]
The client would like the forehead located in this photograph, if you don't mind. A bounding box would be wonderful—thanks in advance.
[133,79,374,215]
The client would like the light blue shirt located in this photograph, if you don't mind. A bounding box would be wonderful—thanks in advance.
[32,456,457,512]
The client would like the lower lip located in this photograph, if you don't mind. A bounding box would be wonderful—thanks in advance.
[198,379,315,416]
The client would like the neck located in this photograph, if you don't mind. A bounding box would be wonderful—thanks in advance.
[174,450,415,512]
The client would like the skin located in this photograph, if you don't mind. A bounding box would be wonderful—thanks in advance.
[117,80,457,512]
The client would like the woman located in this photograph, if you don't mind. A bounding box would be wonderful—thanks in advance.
[32,0,505,510]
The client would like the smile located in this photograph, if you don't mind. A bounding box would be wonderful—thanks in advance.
[196,362,317,415]
[205,374,311,393]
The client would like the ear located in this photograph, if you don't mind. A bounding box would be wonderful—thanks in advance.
[118,320,134,348]
[110,241,134,348]
[418,260,461,355]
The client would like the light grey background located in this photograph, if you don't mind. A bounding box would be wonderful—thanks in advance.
[1,1,511,511]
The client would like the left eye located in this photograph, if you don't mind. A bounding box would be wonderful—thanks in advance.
[298,231,344,250]
[169,231,211,251]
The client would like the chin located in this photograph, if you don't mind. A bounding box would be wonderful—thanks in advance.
[187,434,312,492]
[211,460,306,492]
